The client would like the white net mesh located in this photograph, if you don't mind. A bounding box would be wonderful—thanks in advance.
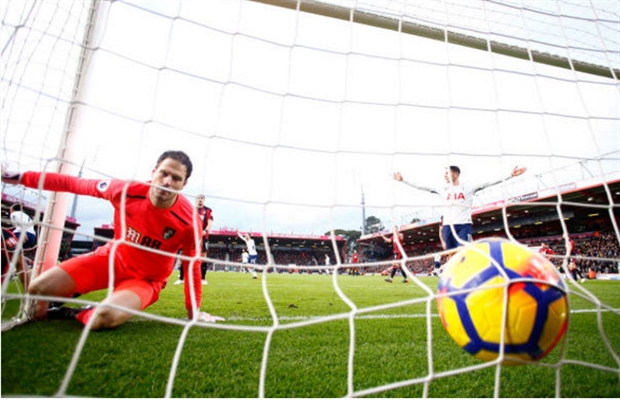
[2,0,619,397]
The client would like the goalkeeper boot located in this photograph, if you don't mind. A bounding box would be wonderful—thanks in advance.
[48,292,82,309]
[384,277,393,283]
[47,305,93,320]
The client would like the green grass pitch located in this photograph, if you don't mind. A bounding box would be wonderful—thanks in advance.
[2,272,619,397]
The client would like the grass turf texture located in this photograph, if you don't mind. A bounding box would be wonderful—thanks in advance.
[2,273,619,397]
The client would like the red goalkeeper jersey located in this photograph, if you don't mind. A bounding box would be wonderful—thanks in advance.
[21,171,202,310]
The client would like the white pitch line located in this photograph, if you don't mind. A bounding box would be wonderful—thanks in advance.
[221,308,617,323]
[223,314,434,322]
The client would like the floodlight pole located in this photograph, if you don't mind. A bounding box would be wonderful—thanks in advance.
[361,184,366,236]
[69,159,85,219]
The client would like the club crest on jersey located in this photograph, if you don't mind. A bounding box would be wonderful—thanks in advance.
[97,180,111,193]
[163,227,176,240]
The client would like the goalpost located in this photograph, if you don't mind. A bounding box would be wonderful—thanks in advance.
[1,0,619,397]
[1,0,97,329]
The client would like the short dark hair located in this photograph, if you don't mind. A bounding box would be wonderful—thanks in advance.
[156,150,193,180]
[449,165,460,175]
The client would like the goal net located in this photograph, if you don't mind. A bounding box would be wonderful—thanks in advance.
[2,0,619,397]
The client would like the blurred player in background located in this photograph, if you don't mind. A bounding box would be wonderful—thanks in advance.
[10,203,37,250]
[240,248,249,273]
[1,226,29,289]
[238,232,258,279]
[176,194,212,285]
[3,203,37,290]
[563,236,585,282]
[433,254,442,269]
[350,249,361,275]
[393,165,526,251]
[195,194,213,285]
[538,242,555,261]
[1,150,224,328]
[539,242,555,258]
[382,225,408,283]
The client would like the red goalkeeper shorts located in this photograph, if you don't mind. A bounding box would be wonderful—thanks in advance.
[59,246,164,310]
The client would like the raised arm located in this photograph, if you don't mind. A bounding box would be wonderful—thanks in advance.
[393,172,439,194]
[473,166,527,193]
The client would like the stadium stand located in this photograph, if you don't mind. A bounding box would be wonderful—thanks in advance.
[5,180,617,277]
[358,180,620,276]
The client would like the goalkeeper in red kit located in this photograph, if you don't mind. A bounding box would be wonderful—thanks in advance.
[1,150,224,329]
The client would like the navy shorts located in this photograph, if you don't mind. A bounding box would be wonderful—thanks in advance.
[442,224,472,250]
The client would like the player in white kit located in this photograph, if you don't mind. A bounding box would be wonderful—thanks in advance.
[393,165,526,250]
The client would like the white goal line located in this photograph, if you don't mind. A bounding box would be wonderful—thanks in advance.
[124,308,616,324]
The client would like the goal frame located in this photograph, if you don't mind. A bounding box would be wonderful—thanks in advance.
[1,0,100,330]
[250,0,619,80]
